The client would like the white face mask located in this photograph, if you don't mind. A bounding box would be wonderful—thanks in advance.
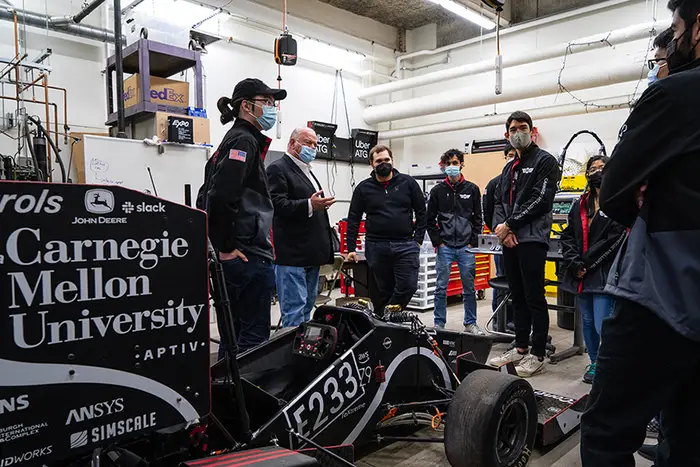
[510,131,532,150]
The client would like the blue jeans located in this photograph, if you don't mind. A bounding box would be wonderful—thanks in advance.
[365,240,420,312]
[275,265,320,327]
[219,254,274,358]
[578,293,615,363]
[434,245,477,327]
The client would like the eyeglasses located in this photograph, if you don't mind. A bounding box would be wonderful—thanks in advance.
[648,58,667,69]
[587,167,604,175]
[249,98,276,106]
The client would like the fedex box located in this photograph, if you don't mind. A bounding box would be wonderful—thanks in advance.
[123,74,189,109]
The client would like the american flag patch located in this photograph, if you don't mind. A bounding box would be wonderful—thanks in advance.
[229,149,247,162]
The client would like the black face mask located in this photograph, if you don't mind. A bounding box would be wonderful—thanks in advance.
[667,27,699,73]
[588,171,603,189]
[375,162,392,177]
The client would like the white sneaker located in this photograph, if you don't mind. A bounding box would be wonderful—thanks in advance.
[515,354,546,378]
[488,348,526,367]
[464,323,487,336]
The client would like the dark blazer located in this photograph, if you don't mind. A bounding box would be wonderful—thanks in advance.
[266,155,334,267]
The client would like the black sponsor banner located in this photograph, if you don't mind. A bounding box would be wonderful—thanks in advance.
[307,123,378,165]
[308,121,337,161]
[351,129,378,164]
[168,115,194,144]
[0,182,210,467]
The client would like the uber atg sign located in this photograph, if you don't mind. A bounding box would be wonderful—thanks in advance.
[0,182,210,467]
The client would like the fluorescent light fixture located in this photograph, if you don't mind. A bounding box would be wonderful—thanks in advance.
[428,0,496,30]
[298,38,366,70]
[131,0,221,29]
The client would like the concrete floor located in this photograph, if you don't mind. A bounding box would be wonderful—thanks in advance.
[213,290,655,466]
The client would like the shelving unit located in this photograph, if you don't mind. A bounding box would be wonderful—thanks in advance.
[105,39,203,126]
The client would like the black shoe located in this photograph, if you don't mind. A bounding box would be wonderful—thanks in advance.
[637,443,657,462]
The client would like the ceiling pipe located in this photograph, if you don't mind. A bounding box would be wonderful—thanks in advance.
[0,4,118,43]
[391,0,639,81]
[52,0,107,25]
[362,59,645,124]
[378,96,631,140]
[361,20,656,99]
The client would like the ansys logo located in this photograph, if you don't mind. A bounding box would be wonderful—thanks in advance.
[84,189,114,214]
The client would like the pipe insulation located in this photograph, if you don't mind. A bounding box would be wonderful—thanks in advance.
[378,96,631,140]
[362,59,645,124]
[360,21,656,100]
[0,4,117,43]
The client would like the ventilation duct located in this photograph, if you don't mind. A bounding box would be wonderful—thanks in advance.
[360,21,656,100]
[0,4,118,43]
[363,59,644,124]
[378,96,631,140]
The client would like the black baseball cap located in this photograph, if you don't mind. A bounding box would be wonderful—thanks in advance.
[231,78,287,113]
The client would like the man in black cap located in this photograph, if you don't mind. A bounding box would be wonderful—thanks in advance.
[197,78,286,355]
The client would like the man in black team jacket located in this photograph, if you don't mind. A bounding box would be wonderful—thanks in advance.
[267,128,336,327]
[427,149,483,333]
[198,78,286,354]
[489,111,560,378]
[483,144,517,321]
[581,2,700,465]
[346,145,427,312]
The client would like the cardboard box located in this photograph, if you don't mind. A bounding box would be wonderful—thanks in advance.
[131,112,210,145]
[123,74,189,109]
[157,112,210,144]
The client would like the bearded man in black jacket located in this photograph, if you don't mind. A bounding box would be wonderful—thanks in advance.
[346,145,427,313]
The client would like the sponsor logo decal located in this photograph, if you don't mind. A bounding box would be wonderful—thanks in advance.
[0,446,52,467]
[382,338,392,350]
[65,398,125,425]
[0,422,48,443]
[85,189,114,215]
[0,396,29,415]
[70,412,157,449]
[0,191,62,215]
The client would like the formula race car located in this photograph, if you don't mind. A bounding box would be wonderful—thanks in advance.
[0,182,585,467]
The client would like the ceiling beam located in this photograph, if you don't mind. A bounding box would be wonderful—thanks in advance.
[245,0,401,51]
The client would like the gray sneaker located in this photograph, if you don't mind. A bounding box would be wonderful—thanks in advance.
[488,348,526,367]
[515,354,546,378]
[464,323,486,336]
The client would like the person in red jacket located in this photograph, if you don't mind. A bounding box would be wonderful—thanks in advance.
[559,156,626,384]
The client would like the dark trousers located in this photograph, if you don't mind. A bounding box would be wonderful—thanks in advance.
[581,299,700,467]
[502,242,549,357]
[365,239,420,312]
[218,254,274,358]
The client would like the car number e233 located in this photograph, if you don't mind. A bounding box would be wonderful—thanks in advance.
[284,351,365,440]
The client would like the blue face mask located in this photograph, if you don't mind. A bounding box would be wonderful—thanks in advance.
[255,104,277,131]
[445,165,461,178]
[299,145,317,163]
[648,65,660,85]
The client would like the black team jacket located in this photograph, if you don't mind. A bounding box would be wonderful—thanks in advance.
[197,119,274,260]
[493,143,560,245]
[427,176,483,248]
[346,169,427,252]
[560,192,627,294]
[601,58,700,341]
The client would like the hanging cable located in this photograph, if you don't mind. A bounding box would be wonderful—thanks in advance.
[338,71,355,189]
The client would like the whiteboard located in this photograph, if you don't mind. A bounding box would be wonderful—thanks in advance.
[83,135,210,205]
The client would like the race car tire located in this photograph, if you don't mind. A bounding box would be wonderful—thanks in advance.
[444,370,537,467]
